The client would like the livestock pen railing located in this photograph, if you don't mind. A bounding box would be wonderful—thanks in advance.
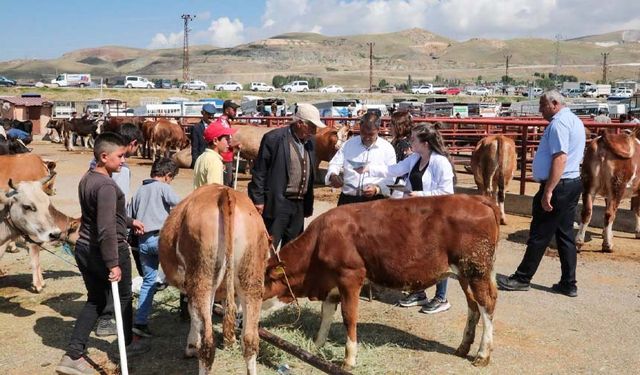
[115,115,638,196]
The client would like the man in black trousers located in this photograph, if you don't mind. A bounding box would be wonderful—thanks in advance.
[248,103,326,249]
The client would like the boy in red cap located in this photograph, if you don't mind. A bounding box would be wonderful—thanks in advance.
[193,123,237,189]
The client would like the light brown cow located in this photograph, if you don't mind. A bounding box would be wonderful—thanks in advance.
[159,185,269,375]
[470,135,517,224]
[1,178,62,261]
[576,130,640,252]
[263,194,500,368]
[27,206,80,292]
[149,119,189,160]
[0,154,57,195]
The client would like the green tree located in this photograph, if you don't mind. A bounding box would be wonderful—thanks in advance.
[378,79,388,88]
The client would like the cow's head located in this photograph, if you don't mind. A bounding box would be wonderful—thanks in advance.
[9,139,30,154]
[334,123,351,150]
[2,177,62,244]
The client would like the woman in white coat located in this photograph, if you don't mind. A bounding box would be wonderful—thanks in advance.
[357,122,456,314]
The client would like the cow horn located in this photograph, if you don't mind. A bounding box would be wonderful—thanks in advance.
[39,171,57,185]
[6,179,18,197]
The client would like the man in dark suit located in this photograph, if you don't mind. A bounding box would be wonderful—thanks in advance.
[248,103,326,249]
[190,103,216,168]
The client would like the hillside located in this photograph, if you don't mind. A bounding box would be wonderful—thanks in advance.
[2,28,640,86]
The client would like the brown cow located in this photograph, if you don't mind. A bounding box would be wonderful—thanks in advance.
[159,185,269,375]
[62,117,98,151]
[27,206,80,292]
[0,154,57,195]
[149,119,189,160]
[575,130,640,252]
[470,135,517,224]
[263,194,500,368]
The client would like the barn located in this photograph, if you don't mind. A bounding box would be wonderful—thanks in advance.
[0,94,53,135]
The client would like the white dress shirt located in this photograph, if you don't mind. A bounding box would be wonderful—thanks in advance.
[325,136,397,196]
[368,152,454,197]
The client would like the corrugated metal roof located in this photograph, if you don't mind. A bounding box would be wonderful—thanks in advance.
[0,96,53,107]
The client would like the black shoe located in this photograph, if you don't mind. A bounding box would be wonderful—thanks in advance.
[95,318,117,337]
[497,274,530,291]
[551,283,578,297]
[133,324,153,338]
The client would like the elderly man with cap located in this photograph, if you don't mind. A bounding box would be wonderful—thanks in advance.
[190,103,217,169]
[209,99,241,186]
[193,123,238,189]
[248,103,326,249]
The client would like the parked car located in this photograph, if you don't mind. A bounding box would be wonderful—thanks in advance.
[124,76,154,89]
[182,80,208,90]
[281,80,309,92]
[443,87,461,95]
[155,79,172,89]
[0,76,17,87]
[562,88,583,98]
[320,85,344,93]
[466,87,492,96]
[522,87,543,97]
[250,82,275,92]
[214,81,243,91]
[609,88,634,99]
[411,85,434,94]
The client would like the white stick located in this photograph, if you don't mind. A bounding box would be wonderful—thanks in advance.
[233,148,241,190]
[111,281,129,375]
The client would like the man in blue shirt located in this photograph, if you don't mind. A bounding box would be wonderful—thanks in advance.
[498,90,585,297]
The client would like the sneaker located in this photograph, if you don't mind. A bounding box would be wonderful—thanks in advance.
[398,292,429,307]
[497,274,530,291]
[133,324,153,338]
[95,318,117,337]
[55,355,96,375]
[551,282,578,297]
[155,282,168,291]
[420,297,451,314]
[113,338,151,360]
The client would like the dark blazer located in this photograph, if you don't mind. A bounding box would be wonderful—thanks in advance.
[248,126,316,219]
[190,119,207,168]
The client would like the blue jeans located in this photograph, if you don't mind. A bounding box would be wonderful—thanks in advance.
[434,279,448,300]
[135,233,159,325]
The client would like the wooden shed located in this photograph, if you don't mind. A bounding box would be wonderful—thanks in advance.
[0,95,53,135]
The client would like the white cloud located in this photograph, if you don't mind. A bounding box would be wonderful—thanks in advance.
[201,17,245,47]
[149,1,640,49]
[148,31,183,49]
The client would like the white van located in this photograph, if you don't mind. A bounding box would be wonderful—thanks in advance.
[282,80,309,92]
[124,76,154,89]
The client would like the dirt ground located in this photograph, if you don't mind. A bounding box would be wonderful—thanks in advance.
[1,140,640,374]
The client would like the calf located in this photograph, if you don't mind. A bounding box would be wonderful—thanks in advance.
[159,185,269,375]
[470,135,517,224]
[576,131,640,252]
[27,206,80,292]
[0,135,30,155]
[149,119,189,160]
[62,118,98,151]
[264,194,500,368]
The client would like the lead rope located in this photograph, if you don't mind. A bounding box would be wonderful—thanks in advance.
[269,242,302,326]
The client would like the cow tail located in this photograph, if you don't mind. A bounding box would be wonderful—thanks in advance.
[220,187,238,346]
[496,136,505,205]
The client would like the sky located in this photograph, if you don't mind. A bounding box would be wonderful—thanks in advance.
[3,0,640,60]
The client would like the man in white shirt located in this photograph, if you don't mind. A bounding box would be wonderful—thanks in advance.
[326,112,396,205]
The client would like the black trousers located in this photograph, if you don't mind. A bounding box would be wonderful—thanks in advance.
[66,243,133,359]
[337,192,385,206]
[265,198,305,250]
[515,178,582,286]
[223,161,234,187]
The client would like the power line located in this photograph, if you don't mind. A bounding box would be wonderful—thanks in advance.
[366,42,374,93]
[181,14,196,82]
[601,52,610,83]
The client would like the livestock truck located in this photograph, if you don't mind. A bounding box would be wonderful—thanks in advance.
[51,73,91,87]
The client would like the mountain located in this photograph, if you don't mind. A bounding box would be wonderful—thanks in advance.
[2,28,640,86]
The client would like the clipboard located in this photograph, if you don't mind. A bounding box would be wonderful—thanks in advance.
[386,184,410,193]
[347,160,368,169]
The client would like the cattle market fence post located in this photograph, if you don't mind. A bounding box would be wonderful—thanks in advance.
[519,124,529,195]
[111,281,129,375]
[211,306,352,375]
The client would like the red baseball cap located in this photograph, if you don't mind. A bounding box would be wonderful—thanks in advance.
[204,124,237,143]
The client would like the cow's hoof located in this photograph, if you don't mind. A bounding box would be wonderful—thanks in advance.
[602,247,614,253]
[341,363,354,371]
[31,285,44,293]
[500,218,507,225]
[454,345,471,358]
[472,356,490,367]
[635,232,640,239]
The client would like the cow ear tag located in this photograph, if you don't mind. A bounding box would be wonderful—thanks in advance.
[274,265,286,276]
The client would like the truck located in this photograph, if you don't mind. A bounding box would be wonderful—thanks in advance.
[51,73,91,87]
[582,84,611,98]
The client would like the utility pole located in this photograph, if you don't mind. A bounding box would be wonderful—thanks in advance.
[554,34,562,84]
[366,42,374,93]
[504,54,512,83]
[181,14,196,82]
[601,52,610,83]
